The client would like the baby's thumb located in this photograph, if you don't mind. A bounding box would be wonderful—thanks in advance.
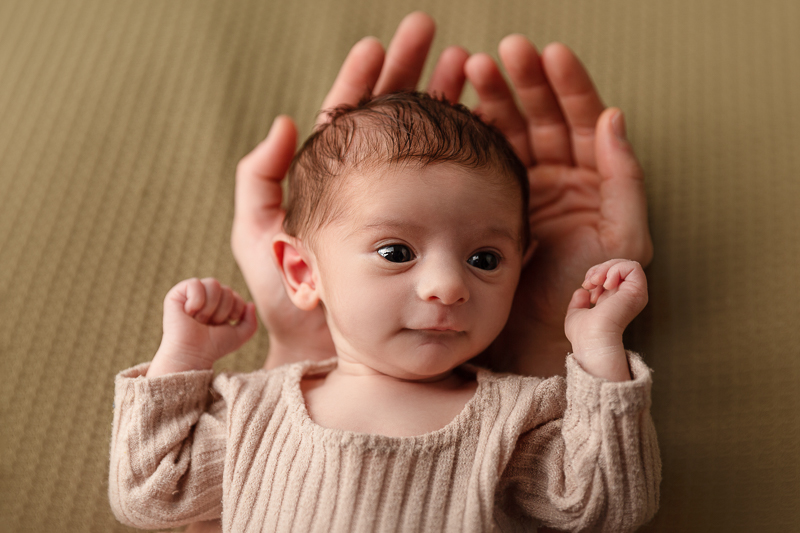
[212,303,259,356]
[231,303,259,346]
[231,302,258,340]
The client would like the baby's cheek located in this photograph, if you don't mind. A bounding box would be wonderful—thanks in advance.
[330,279,401,341]
[476,284,516,342]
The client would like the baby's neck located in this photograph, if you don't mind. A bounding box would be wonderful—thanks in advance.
[331,356,460,384]
[300,359,478,437]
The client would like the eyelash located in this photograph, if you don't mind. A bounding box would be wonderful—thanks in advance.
[376,245,501,271]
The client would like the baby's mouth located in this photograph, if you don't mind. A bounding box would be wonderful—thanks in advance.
[407,327,465,335]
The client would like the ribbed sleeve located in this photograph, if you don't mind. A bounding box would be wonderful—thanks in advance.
[500,352,660,532]
[109,363,226,528]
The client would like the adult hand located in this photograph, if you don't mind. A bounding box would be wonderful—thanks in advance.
[465,37,653,377]
[231,12,469,369]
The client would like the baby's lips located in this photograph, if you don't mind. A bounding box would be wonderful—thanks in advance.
[409,324,465,333]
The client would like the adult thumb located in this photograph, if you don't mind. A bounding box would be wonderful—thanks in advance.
[595,108,644,183]
[594,108,652,264]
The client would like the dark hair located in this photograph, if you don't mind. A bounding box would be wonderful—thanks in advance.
[283,91,530,250]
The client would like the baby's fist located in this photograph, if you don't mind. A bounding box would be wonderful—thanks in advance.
[565,259,648,352]
[159,278,258,368]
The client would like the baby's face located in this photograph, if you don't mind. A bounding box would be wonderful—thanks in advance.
[310,163,525,380]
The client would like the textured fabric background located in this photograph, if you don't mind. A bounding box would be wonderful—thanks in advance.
[0,0,798,531]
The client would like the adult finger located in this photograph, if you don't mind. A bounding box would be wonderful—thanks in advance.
[317,37,385,126]
[465,53,534,167]
[233,116,297,234]
[498,35,572,166]
[595,108,653,266]
[541,43,605,170]
[426,45,469,103]
[373,11,436,94]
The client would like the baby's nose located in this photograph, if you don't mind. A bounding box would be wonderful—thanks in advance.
[416,259,469,305]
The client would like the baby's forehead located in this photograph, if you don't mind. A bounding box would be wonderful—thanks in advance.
[337,161,522,201]
[327,162,524,229]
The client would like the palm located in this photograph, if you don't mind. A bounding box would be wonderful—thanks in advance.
[516,164,612,332]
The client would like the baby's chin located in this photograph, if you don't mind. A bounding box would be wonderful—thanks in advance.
[369,346,480,382]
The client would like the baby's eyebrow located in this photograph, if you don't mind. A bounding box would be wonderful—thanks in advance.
[360,219,424,233]
[356,219,517,243]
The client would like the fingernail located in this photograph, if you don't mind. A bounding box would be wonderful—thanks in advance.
[612,110,627,144]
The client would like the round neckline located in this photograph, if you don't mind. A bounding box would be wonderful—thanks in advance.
[281,358,490,450]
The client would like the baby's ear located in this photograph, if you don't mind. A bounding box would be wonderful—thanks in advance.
[272,233,320,311]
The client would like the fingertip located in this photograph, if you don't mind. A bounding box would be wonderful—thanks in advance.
[568,287,591,310]
[347,36,385,66]
[597,106,645,183]
[184,278,204,315]
[268,115,297,142]
[542,41,571,59]
[464,53,502,89]
[499,33,535,55]
[243,303,259,330]
[541,42,584,83]
[609,108,627,142]
[427,46,469,102]
[440,45,470,65]
[240,115,297,181]
[355,35,382,48]
[465,52,496,71]
[590,285,603,305]
[400,11,435,33]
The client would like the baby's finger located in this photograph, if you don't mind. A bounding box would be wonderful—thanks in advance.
[233,303,259,342]
[603,261,639,291]
[589,284,604,305]
[217,303,259,354]
[195,278,222,324]
[582,265,600,289]
[229,291,246,325]
[210,286,235,325]
[183,278,206,316]
[567,287,591,311]
[584,258,628,288]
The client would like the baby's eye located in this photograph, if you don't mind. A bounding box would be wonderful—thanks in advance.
[467,252,499,271]
[377,244,414,263]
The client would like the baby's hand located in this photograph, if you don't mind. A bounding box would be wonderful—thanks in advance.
[564,260,648,381]
[148,278,258,376]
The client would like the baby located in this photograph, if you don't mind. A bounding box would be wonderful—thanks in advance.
[110,92,659,532]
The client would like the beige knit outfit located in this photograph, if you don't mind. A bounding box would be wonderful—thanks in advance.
[109,353,660,532]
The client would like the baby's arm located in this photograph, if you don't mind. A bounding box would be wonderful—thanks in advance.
[148,278,258,377]
[109,279,257,528]
[564,259,648,381]
[500,260,657,531]
[501,352,660,532]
